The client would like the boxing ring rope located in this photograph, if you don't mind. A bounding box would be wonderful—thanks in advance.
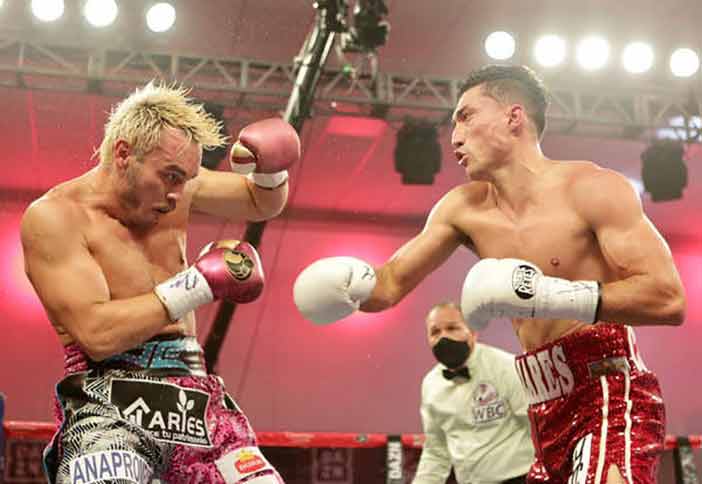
[2,420,701,484]
[3,421,700,450]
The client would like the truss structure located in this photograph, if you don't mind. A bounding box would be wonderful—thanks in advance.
[1,35,701,142]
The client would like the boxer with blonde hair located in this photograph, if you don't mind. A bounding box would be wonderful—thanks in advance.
[22,81,300,483]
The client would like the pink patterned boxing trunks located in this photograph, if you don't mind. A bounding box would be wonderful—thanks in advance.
[514,324,665,484]
[43,337,284,484]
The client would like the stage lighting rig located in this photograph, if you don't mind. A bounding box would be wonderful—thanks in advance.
[394,118,442,185]
[312,0,350,33]
[340,0,390,53]
[641,140,688,202]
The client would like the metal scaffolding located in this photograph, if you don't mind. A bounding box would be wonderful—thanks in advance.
[0,35,701,141]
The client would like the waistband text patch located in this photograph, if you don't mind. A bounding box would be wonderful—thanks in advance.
[109,378,212,447]
[69,450,152,484]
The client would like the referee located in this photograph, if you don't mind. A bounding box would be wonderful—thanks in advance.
[412,302,534,484]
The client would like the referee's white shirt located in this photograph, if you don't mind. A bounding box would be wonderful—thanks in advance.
[413,343,534,484]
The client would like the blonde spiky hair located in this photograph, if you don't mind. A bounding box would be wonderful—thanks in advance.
[97,81,228,165]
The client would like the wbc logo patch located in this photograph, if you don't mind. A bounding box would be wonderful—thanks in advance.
[471,382,507,424]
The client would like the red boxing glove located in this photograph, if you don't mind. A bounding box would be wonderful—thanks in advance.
[154,240,265,321]
[230,118,300,188]
[195,240,264,303]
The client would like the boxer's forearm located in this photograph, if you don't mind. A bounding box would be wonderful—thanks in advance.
[599,275,686,326]
[246,180,288,220]
[73,294,176,361]
[360,265,404,312]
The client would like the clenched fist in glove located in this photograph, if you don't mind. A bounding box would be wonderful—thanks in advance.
[155,240,265,321]
[230,118,300,189]
[460,258,601,331]
[293,257,377,324]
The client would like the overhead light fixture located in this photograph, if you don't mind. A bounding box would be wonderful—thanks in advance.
[394,118,442,185]
[622,41,654,74]
[576,35,609,71]
[670,48,700,78]
[31,0,64,22]
[641,140,687,202]
[484,31,515,61]
[347,0,389,52]
[534,35,566,67]
[83,0,118,28]
[146,2,176,33]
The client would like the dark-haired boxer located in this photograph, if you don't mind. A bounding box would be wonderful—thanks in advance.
[294,65,686,484]
[21,82,300,483]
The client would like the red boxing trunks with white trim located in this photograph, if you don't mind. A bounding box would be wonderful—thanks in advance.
[514,323,665,484]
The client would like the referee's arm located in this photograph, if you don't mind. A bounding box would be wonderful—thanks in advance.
[412,387,451,484]
[502,359,530,424]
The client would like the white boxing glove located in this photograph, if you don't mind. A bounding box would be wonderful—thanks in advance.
[293,257,377,324]
[460,258,601,331]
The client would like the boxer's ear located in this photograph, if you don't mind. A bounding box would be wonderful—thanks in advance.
[113,140,132,168]
[507,103,527,134]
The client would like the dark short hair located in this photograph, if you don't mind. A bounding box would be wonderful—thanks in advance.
[459,64,549,138]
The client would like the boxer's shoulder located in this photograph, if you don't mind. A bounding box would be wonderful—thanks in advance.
[561,162,639,213]
[455,180,492,205]
[22,189,89,240]
[433,181,491,216]
[553,160,624,188]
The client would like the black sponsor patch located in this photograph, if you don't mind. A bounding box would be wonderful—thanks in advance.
[109,379,212,447]
[512,264,538,299]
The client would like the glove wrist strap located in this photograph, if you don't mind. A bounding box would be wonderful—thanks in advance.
[535,277,601,323]
[154,266,214,322]
[249,170,289,189]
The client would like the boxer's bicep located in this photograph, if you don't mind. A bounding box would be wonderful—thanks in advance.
[577,170,677,281]
[574,170,685,323]
[21,202,110,338]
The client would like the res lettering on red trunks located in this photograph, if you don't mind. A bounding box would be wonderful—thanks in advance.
[515,345,575,405]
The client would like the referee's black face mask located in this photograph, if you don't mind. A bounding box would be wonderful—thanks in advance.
[431,337,470,369]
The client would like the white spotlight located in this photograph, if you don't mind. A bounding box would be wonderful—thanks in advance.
[576,36,609,71]
[31,0,64,22]
[670,48,700,78]
[622,42,654,74]
[83,0,118,28]
[146,2,176,33]
[484,31,515,61]
[534,35,566,67]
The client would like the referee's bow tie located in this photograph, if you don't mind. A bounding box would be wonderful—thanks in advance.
[442,367,470,381]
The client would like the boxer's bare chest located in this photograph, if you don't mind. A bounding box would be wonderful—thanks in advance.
[86,217,187,299]
[458,186,613,349]
[462,190,607,281]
